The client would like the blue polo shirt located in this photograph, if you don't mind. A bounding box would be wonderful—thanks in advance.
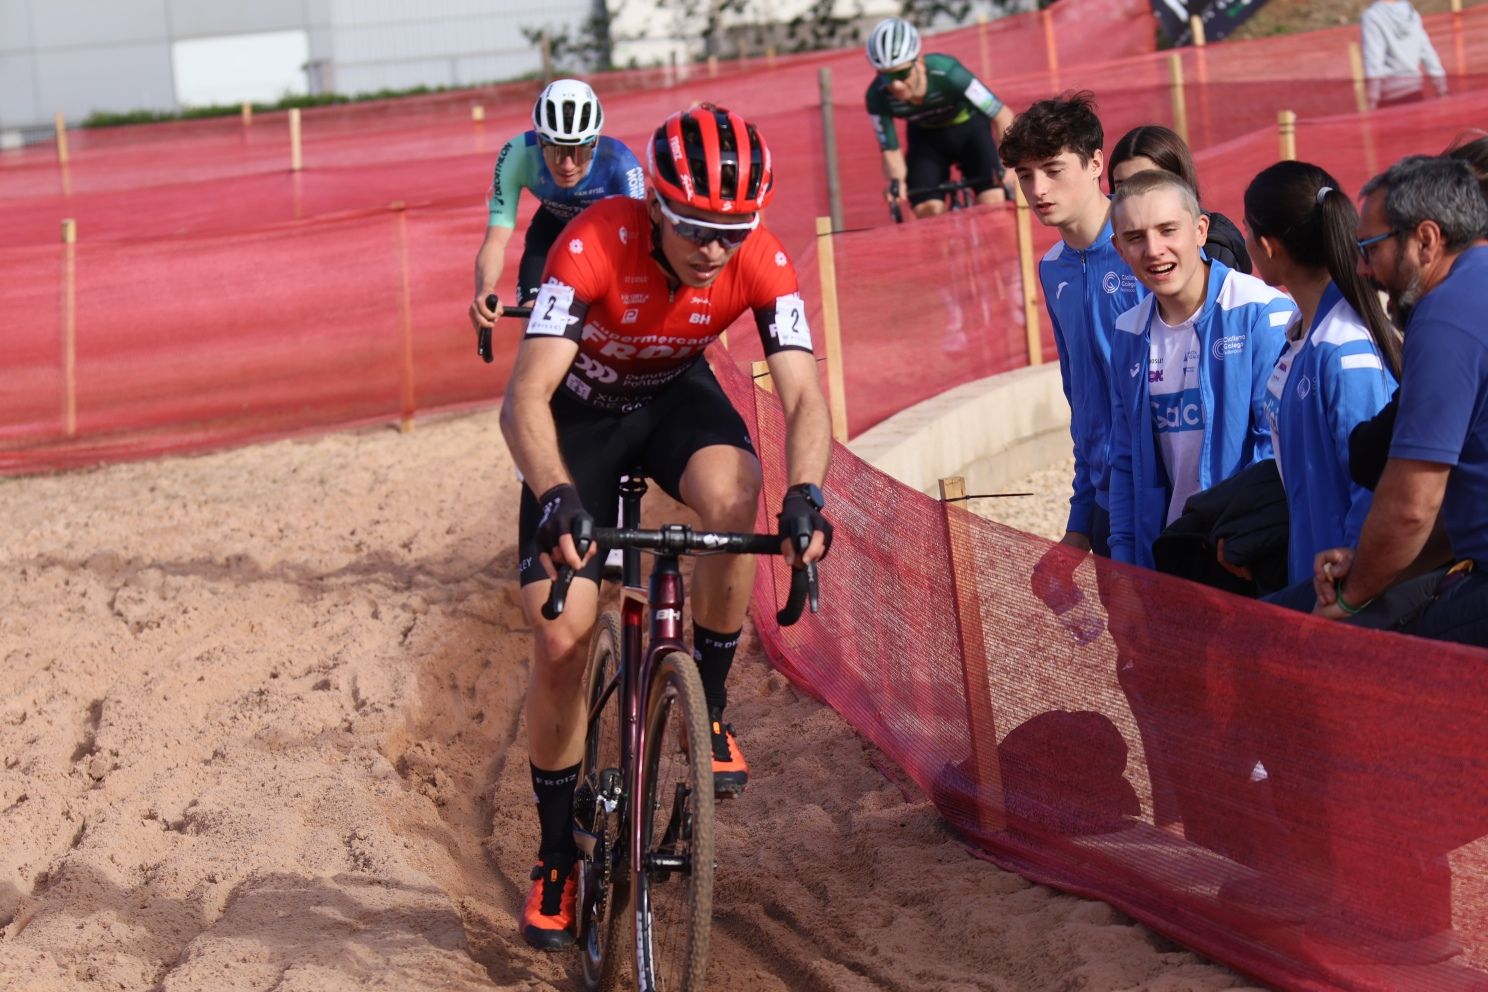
[1389,246,1488,564]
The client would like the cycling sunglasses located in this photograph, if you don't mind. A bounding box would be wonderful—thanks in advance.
[880,64,915,82]
[539,139,597,163]
[655,196,759,249]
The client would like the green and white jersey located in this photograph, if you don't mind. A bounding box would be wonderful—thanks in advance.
[864,53,1004,152]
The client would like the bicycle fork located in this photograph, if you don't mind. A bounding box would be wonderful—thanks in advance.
[632,556,685,880]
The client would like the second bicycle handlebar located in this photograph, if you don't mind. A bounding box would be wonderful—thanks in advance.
[478,293,534,363]
[541,522,820,627]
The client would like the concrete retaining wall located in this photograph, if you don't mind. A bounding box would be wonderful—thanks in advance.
[847,362,1071,498]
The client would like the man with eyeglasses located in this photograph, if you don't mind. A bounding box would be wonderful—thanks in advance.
[1310,155,1488,647]
[863,17,1015,219]
[469,78,644,332]
[499,104,833,950]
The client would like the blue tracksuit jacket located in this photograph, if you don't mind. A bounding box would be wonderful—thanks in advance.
[1263,283,1397,583]
[1038,216,1148,536]
[1108,259,1294,568]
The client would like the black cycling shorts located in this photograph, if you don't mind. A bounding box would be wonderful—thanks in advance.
[517,207,569,305]
[905,117,1004,207]
[517,359,756,587]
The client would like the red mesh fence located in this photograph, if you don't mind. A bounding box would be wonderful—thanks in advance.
[0,0,1153,470]
[728,352,1488,992]
[9,4,1488,985]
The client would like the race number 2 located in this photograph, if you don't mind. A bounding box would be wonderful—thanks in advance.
[526,280,579,338]
[769,293,813,350]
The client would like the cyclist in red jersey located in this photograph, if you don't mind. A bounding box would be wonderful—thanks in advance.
[500,104,834,951]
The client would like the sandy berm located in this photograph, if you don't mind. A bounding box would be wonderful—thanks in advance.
[0,410,1262,991]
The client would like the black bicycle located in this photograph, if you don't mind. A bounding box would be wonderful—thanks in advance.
[888,176,980,223]
[545,474,817,991]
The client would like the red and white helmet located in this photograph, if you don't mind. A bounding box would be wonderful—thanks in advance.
[647,104,774,214]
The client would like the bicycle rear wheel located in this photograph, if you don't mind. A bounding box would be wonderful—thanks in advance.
[634,652,715,991]
[576,611,630,992]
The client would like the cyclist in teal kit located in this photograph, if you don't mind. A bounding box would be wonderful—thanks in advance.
[469,78,645,330]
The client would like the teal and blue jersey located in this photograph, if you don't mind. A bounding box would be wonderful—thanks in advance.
[1263,283,1397,584]
[1108,259,1294,568]
[487,132,645,227]
[1038,215,1148,536]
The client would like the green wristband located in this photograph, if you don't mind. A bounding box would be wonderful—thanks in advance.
[1334,582,1372,616]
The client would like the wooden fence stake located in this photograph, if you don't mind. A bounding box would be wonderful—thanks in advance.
[1013,183,1042,366]
[815,217,849,443]
[1189,13,1206,46]
[939,476,1006,835]
[61,218,77,437]
[818,69,845,235]
[392,202,416,433]
[1452,0,1466,87]
[289,107,303,172]
[1041,8,1060,89]
[1278,109,1297,161]
[55,112,71,196]
[977,12,991,81]
[241,102,253,127]
[1348,42,1369,113]
[1348,43,1379,174]
[1168,52,1188,145]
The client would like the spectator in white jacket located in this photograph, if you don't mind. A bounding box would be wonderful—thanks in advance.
[1361,0,1449,110]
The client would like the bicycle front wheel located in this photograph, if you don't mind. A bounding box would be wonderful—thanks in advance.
[634,651,715,992]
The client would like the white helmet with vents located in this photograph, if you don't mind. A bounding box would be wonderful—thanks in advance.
[532,78,604,145]
[866,18,921,71]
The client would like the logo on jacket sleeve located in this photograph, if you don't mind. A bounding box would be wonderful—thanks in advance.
[569,238,584,254]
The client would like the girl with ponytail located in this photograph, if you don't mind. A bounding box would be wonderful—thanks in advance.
[1243,160,1400,589]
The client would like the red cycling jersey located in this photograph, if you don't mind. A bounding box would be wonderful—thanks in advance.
[523,196,813,412]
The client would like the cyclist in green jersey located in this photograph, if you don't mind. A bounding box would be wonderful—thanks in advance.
[864,17,1015,219]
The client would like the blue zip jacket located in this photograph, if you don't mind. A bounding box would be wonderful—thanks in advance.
[1264,284,1397,584]
[1108,259,1294,568]
[1039,215,1148,536]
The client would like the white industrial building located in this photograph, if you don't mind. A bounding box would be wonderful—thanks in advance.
[1,0,1030,143]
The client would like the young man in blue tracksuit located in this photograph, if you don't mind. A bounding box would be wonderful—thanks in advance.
[1107,170,1293,569]
[999,91,1147,559]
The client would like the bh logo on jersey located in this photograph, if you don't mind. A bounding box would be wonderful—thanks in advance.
[1151,389,1203,432]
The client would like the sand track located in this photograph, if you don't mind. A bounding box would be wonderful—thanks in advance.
[0,409,1258,991]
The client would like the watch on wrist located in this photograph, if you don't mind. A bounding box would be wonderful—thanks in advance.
[788,483,825,511]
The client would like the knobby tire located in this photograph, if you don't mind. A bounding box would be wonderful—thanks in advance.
[578,612,631,991]
[633,652,715,992]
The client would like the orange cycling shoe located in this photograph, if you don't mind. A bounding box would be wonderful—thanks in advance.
[521,854,577,950]
[709,708,749,797]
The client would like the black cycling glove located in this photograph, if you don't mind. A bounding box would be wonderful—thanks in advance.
[777,484,833,560]
[535,483,592,562]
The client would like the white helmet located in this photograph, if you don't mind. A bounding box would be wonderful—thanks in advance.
[866,18,921,71]
[532,78,604,145]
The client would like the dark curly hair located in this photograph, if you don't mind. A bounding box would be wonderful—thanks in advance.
[999,91,1103,171]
